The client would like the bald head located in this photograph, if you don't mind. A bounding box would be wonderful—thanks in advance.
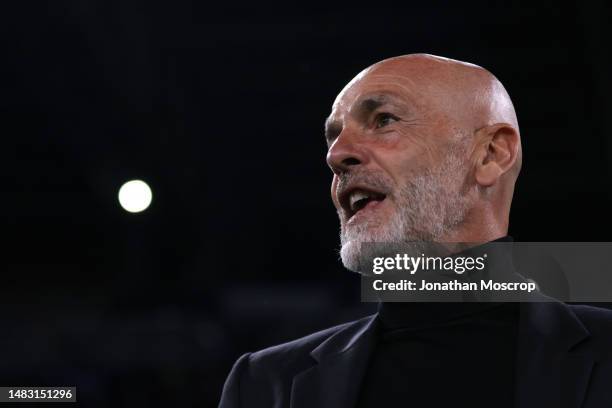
[327,54,523,254]
[334,54,522,178]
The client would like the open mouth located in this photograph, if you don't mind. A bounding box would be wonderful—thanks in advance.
[340,187,387,220]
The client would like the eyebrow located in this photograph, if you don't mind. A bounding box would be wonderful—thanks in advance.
[356,94,391,115]
[324,94,396,144]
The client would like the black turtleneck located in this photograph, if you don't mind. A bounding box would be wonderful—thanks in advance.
[356,238,520,408]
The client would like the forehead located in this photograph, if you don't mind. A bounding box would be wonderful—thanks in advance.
[330,69,424,119]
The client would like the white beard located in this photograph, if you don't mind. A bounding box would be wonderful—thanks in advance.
[339,141,472,274]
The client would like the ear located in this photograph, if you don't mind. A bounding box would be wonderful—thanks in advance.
[474,124,520,187]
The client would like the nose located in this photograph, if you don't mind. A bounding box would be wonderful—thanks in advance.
[326,129,368,175]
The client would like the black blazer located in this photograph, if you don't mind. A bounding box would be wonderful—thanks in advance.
[219,298,612,408]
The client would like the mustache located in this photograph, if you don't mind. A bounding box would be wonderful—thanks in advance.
[336,169,394,197]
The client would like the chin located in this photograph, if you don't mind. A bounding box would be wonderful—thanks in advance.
[339,226,392,274]
[339,239,363,273]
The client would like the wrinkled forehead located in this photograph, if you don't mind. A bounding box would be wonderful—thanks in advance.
[328,58,493,131]
[330,65,435,119]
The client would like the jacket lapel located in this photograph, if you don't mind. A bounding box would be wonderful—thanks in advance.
[290,315,378,408]
[515,296,594,408]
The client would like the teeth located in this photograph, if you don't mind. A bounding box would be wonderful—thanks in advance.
[349,191,371,211]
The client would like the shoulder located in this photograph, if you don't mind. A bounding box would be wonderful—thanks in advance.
[219,315,376,407]
[248,314,374,372]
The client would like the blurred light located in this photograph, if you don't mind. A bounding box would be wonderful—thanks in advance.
[118,180,152,213]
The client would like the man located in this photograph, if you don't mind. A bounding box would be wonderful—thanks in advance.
[219,54,612,407]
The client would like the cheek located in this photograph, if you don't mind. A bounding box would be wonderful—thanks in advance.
[372,144,428,188]
[378,129,443,184]
[397,128,440,163]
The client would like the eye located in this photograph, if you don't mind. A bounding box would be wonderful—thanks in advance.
[374,113,398,128]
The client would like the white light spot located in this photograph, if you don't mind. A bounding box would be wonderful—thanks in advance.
[118,180,152,213]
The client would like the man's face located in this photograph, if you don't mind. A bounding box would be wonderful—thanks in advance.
[325,64,474,272]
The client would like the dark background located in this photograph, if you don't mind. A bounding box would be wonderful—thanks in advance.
[1,0,611,406]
